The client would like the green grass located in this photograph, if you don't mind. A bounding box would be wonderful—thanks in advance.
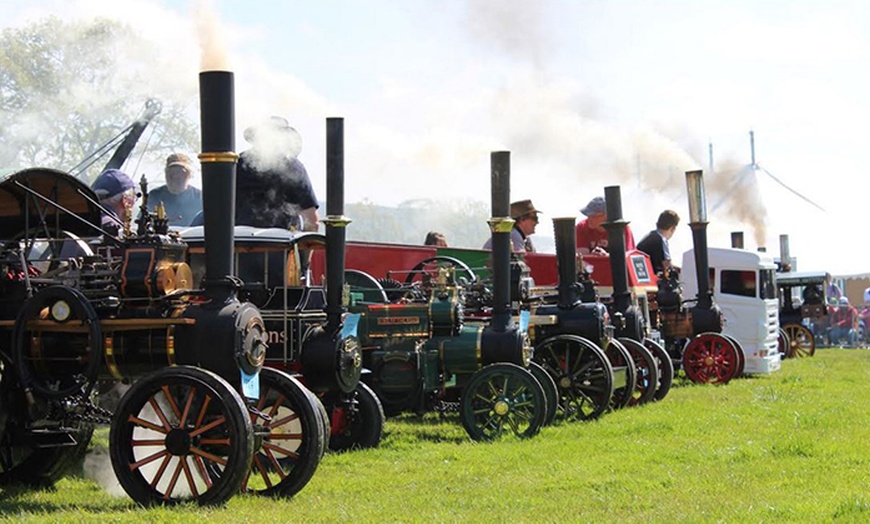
[3,349,870,523]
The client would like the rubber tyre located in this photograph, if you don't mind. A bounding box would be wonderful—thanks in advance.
[605,339,637,410]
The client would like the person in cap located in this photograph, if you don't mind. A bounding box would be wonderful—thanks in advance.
[482,199,541,253]
[575,196,635,256]
[147,152,203,226]
[830,296,858,347]
[636,209,680,275]
[91,168,137,235]
[235,116,319,231]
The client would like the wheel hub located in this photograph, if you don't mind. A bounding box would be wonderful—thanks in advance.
[559,376,572,389]
[165,428,192,456]
[704,356,715,366]
[493,399,510,416]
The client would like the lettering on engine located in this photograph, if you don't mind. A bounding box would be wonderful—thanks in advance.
[376,317,421,326]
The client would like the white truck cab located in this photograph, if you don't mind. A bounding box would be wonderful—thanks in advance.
[682,247,781,375]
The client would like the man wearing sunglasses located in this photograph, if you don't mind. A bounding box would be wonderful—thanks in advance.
[483,199,541,253]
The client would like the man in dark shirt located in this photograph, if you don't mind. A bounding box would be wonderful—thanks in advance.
[235,116,319,231]
[147,152,203,226]
[636,209,680,275]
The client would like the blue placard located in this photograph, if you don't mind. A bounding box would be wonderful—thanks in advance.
[342,312,361,338]
[519,310,530,332]
[241,368,260,400]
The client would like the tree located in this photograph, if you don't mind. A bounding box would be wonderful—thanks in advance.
[0,16,199,184]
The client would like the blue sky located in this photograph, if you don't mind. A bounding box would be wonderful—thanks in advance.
[1,0,868,275]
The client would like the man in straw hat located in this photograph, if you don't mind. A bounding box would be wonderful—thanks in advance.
[235,116,319,231]
[483,199,541,253]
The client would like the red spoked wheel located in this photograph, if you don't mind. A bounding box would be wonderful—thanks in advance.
[681,333,740,384]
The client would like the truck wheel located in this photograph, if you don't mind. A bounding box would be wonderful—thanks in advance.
[110,366,253,506]
[245,367,324,497]
[460,363,546,441]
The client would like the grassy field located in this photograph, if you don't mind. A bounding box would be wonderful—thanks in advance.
[2,348,870,523]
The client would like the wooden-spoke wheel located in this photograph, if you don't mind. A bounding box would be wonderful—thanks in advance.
[618,338,659,407]
[783,324,815,358]
[527,361,558,426]
[404,256,477,286]
[605,339,637,410]
[643,338,674,402]
[777,328,791,360]
[460,363,546,441]
[532,334,614,422]
[244,368,324,498]
[681,333,740,384]
[326,382,385,452]
[109,366,254,506]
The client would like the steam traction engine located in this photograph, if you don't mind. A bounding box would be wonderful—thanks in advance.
[0,71,329,505]
[648,170,744,384]
[180,117,385,453]
[353,152,550,441]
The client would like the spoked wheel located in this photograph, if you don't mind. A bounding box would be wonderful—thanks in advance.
[460,363,547,441]
[326,382,385,452]
[404,256,477,286]
[109,366,254,506]
[681,333,740,384]
[0,369,94,487]
[777,328,791,360]
[643,338,674,402]
[605,339,637,410]
[13,285,102,399]
[532,334,614,422]
[245,368,324,498]
[784,324,815,358]
[527,361,558,426]
[618,338,659,407]
[345,269,389,304]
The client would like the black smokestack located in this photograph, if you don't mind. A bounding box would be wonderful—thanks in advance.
[198,70,236,301]
[602,185,630,313]
[686,170,712,310]
[553,217,579,308]
[324,118,349,333]
[731,231,744,249]
[489,151,512,332]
